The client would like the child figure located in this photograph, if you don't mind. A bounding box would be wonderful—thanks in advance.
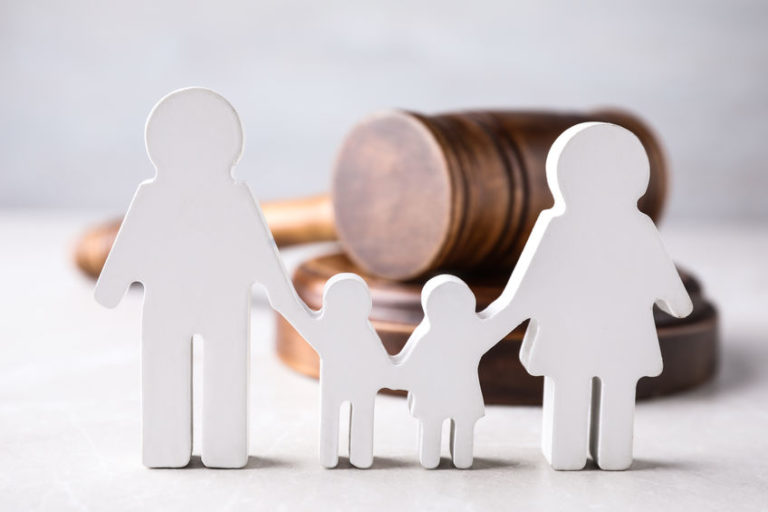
[395,275,513,469]
[95,88,299,468]
[284,273,397,469]
[496,122,693,470]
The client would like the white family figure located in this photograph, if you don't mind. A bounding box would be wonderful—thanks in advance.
[96,87,693,472]
[493,122,693,470]
[395,276,513,469]
[94,88,298,468]
[283,273,397,469]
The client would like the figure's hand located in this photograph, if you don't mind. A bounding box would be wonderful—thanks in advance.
[656,265,694,320]
[268,285,313,330]
[479,300,527,346]
[656,292,693,319]
[94,278,128,309]
[386,357,409,392]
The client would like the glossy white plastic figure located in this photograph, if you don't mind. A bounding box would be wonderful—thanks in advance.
[492,122,693,470]
[395,275,512,469]
[94,88,298,468]
[284,273,396,469]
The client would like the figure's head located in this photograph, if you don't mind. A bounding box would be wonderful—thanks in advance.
[546,122,649,212]
[145,87,243,176]
[322,273,373,320]
[421,275,476,321]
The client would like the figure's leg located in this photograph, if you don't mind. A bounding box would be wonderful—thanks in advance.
[589,377,601,462]
[200,316,249,468]
[418,419,442,469]
[449,418,476,469]
[541,376,591,470]
[591,377,637,470]
[349,395,376,469]
[319,393,340,468]
[141,318,192,468]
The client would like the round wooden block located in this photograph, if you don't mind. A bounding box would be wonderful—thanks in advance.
[276,253,719,405]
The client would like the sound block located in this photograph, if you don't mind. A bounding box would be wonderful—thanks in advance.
[276,253,718,405]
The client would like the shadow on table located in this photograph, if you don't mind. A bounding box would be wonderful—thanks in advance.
[578,458,692,472]
[333,456,521,470]
[333,456,410,470]
[183,455,292,470]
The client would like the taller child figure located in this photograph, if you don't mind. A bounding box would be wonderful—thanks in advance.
[95,88,298,468]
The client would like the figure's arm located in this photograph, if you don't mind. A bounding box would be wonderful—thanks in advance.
[477,278,530,353]
[390,318,429,390]
[250,232,319,339]
[239,184,311,324]
[477,306,528,353]
[278,291,322,348]
[654,258,693,318]
[94,186,148,308]
[260,248,308,325]
[476,214,553,350]
[647,220,693,318]
[478,279,533,350]
[477,213,560,358]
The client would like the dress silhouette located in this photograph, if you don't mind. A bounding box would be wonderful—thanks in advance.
[395,275,511,469]
[491,122,693,470]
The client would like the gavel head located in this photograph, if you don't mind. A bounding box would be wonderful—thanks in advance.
[332,109,667,281]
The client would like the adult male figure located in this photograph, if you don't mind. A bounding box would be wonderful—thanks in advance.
[95,88,297,468]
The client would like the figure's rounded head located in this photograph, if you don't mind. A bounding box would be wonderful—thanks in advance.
[546,122,649,210]
[421,275,476,320]
[145,87,243,174]
[322,273,373,319]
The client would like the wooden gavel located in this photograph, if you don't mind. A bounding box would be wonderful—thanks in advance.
[76,108,666,281]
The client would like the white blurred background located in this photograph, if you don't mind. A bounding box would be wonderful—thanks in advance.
[1,0,766,222]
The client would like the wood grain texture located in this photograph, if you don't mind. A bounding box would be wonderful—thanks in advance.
[333,109,667,280]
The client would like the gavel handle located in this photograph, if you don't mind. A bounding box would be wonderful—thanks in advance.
[74,194,337,279]
[260,194,336,245]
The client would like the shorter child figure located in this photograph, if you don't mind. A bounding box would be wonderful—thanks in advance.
[395,275,515,469]
[285,273,396,468]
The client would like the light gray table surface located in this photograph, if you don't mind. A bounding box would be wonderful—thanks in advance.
[1,212,766,511]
